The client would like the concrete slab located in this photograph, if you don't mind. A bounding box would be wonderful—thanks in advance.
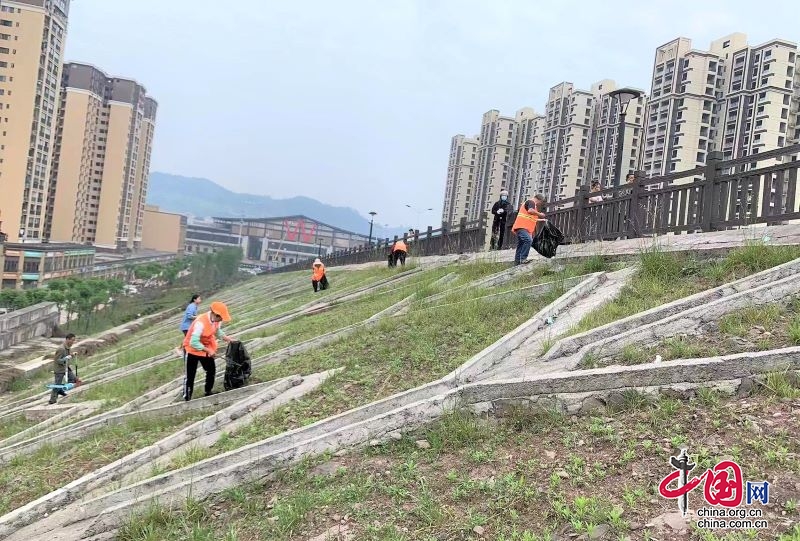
[24,404,73,422]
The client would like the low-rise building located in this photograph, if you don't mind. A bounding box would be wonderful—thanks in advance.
[141,205,187,254]
[2,243,95,289]
[185,216,369,268]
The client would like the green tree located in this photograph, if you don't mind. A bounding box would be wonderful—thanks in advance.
[105,278,124,314]
[214,248,243,285]
[64,285,81,328]
[0,289,26,311]
[47,290,67,321]
[24,288,49,306]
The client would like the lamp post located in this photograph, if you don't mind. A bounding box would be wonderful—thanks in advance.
[367,211,377,247]
[405,204,433,229]
[608,88,643,187]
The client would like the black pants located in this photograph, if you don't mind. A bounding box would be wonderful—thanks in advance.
[392,250,406,267]
[490,219,506,250]
[49,373,67,404]
[312,274,329,292]
[183,352,216,401]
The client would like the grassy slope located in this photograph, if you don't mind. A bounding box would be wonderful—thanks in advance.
[118,381,800,541]
[570,243,800,336]
[0,411,210,515]
[159,267,564,472]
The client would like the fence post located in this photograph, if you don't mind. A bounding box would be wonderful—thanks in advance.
[458,217,467,254]
[574,184,588,241]
[701,151,723,232]
[625,172,645,238]
[482,210,492,251]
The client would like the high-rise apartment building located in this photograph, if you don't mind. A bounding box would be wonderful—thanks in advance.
[48,62,157,251]
[717,38,800,165]
[0,0,70,243]
[644,33,800,185]
[509,107,545,209]
[535,82,594,202]
[441,134,478,227]
[469,110,517,222]
[642,35,736,178]
[587,80,647,188]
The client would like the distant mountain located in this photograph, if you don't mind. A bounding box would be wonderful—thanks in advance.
[147,172,406,239]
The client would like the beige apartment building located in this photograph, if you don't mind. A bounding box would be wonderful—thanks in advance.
[534,82,595,202]
[717,38,800,164]
[642,36,735,178]
[141,205,186,254]
[468,110,517,222]
[48,62,157,251]
[587,80,647,187]
[441,134,478,227]
[0,0,70,243]
[509,107,545,209]
[643,33,800,223]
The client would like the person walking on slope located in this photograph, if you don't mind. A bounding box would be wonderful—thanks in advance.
[312,258,329,292]
[391,238,408,267]
[489,190,512,250]
[182,301,234,401]
[180,293,202,336]
[511,194,546,265]
[49,333,77,405]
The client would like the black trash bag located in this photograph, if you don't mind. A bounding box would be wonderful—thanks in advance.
[531,221,565,259]
[223,340,252,391]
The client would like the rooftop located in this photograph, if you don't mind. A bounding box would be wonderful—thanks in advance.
[213,215,369,238]
[3,242,95,253]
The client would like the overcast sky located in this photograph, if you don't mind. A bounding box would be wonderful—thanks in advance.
[65,0,799,228]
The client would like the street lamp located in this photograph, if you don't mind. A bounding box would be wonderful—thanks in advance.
[405,205,433,229]
[367,211,377,247]
[608,87,643,187]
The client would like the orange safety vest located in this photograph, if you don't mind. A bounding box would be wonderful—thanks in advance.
[512,202,544,234]
[182,312,220,357]
[312,264,325,281]
[393,240,408,253]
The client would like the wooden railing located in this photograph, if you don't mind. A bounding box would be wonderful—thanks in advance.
[275,218,486,273]
[274,144,800,272]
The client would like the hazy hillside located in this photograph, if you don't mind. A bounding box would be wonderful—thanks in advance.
[147,172,406,239]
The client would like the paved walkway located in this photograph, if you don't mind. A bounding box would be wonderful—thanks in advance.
[336,223,800,271]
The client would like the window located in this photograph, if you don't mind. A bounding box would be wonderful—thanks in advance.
[0,47,8,54]
[0,20,11,27]
[723,40,731,48]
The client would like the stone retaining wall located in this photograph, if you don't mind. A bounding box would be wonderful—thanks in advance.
[0,303,58,351]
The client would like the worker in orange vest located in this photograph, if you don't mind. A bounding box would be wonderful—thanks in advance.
[182,301,233,401]
[511,194,546,265]
[312,258,329,292]
[391,238,408,267]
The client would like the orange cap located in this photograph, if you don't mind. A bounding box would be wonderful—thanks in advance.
[210,301,232,322]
